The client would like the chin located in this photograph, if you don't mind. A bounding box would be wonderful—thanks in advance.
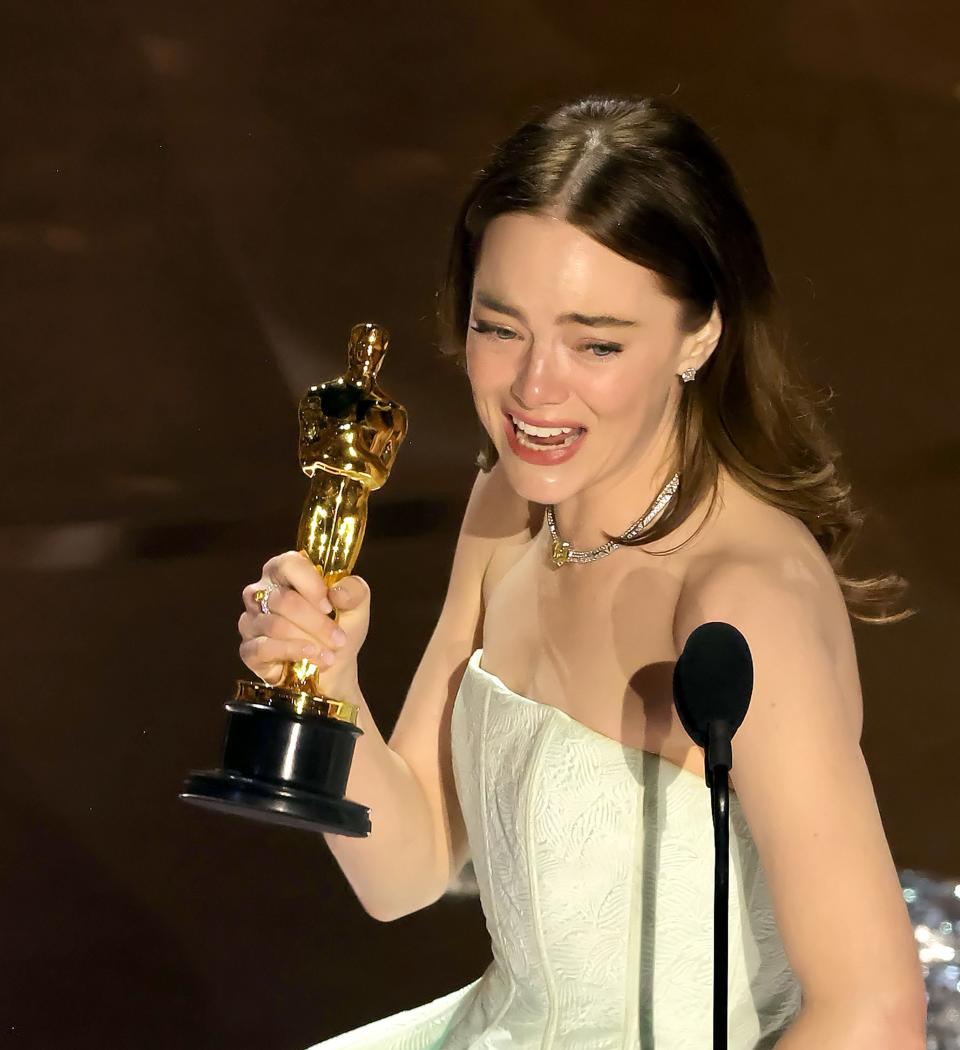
[498,455,580,507]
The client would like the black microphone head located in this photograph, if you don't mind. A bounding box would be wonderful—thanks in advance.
[672,621,753,748]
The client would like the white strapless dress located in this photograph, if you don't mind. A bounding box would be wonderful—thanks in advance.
[307,648,802,1050]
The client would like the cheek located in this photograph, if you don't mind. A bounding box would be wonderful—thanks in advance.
[465,341,510,395]
[465,348,509,441]
[579,356,669,424]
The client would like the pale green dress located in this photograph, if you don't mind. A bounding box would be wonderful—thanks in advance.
[306,648,801,1049]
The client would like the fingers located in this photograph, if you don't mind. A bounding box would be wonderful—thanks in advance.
[238,558,365,684]
[239,635,335,674]
[262,551,332,611]
[269,586,341,642]
[328,574,370,613]
[237,608,307,644]
[241,581,271,615]
[237,586,347,678]
[238,600,345,652]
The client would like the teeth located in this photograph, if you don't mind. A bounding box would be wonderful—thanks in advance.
[514,427,583,451]
[510,414,578,437]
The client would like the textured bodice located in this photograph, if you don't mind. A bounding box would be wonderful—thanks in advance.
[441,649,802,1049]
[307,648,802,1050]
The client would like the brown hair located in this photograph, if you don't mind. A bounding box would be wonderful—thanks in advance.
[436,95,911,624]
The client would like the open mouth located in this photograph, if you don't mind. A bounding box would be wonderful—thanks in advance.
[505,412,586,451]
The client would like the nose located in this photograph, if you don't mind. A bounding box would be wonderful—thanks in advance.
[509,339,568,409]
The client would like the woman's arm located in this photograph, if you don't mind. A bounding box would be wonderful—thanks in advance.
[673,560,926,1049]
[326,461,531,922]
[381,462,526,906]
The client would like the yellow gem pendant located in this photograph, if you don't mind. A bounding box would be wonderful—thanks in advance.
[550,537,572,567]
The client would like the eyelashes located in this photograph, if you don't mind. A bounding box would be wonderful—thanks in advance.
[468,319,623,359]
[469,320,513,340]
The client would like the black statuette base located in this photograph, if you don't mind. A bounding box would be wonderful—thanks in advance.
[180,693,371,837]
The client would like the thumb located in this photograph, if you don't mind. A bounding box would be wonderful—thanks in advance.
[328,574,370,613]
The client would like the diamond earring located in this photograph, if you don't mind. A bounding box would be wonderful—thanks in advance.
[680,367,697,383]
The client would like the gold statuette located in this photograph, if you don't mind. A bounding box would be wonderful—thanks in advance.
[180,323,408,836]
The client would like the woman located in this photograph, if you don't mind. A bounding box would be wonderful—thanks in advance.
[238,96,926,1048]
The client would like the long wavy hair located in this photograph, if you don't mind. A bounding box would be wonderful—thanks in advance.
[436,95,911,624]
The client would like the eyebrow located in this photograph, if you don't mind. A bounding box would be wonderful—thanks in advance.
[475,291,639,329]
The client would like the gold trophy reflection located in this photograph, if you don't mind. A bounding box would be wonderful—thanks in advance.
[280,321,408,697]
[178,320,406,834]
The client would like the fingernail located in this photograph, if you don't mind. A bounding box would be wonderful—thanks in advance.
[320,650,335,667]
[320,598,333,614]
[331,627,347,647]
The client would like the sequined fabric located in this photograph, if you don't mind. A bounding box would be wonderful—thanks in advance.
[900,868,960,1048]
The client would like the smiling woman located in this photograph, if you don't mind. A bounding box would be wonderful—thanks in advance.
[438,96,910,624]
[299,95,926,1050]
[461,210,714,518]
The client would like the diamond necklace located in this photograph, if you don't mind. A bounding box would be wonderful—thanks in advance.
[545,472,681,567]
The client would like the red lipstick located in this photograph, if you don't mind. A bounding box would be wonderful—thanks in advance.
[502,411,586,466]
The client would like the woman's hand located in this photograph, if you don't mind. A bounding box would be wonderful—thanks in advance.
[238,550,371,692]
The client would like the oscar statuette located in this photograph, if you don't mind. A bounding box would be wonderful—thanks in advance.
[180,322,408,836]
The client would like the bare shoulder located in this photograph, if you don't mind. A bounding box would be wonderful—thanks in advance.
[677,481,854,653]
[468,460,544,603]
[671,484,921,1014]
[674,479,863,735]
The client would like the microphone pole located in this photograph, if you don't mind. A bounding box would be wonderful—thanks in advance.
[673,622,753,1050]
[709,723,731,1050]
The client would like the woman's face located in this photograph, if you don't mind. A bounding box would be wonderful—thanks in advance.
[465,210,716,507]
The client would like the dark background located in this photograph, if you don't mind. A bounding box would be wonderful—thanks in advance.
[2,2,958,1048]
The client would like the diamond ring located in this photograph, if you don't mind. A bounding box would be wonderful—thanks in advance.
[253,581,278,615]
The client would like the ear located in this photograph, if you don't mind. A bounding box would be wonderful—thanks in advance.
[677,302,722,376]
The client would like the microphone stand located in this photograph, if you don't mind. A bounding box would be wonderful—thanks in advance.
[706,720,733,1050]
[672,621,752,1050]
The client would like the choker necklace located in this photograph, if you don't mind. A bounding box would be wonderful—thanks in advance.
[545,472,681,567]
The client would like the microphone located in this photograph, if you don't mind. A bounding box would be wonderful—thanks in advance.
[672,620,754,1050]
[673,621,752,787]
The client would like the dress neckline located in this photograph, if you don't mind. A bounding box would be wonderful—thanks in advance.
[466,647,712,790]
